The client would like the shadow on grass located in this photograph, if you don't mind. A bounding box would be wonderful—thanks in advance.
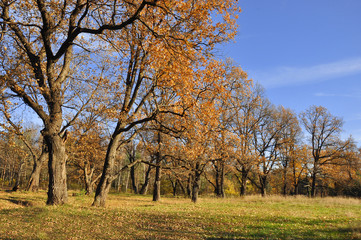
[0,197,34,207]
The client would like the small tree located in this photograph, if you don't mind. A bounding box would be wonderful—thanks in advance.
[300,106,348,197]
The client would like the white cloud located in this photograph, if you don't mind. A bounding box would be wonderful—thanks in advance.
[253,57,361,88]
[314,92,361,98]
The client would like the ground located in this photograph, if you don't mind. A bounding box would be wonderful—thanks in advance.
[0,190,360,239]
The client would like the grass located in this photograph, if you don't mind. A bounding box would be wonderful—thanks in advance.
[0,191,360,239]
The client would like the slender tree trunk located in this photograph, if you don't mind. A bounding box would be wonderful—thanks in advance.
[116,171,122,192]
[45,134,68,205]
[311,168,317,197]
[219,162,225,198]
[152,131,162,202]
[139,164,152,195]
[170,178,178,196]
[292,161,299,195]
[130,165,138,194]
[282,168,288,196]
[177,179,186,196]
[93,134,122,207]
[124,170,130,193]
[152,165,161,202]
[26,149,47,192]
[12,160,25,192]
[187,174,192,197]
[84,164,100,195]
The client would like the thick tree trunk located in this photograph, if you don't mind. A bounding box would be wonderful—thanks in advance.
[93,134,121,207]
[26,149,47,192]
[152,165,161,202]
[46,134,68,205]
[239,172,247,197]
[191,170,201,203]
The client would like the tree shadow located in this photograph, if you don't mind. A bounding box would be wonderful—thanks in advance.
[0,197,34,207]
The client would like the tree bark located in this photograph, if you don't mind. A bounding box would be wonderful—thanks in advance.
[45,134,68,205]
[282,168,288,196]
[139,164,152,195]
[12,160,25,192]
[26,148,47,192]
[187,174,192,198]
[311,167,318,197]
[177,179,187,196]
[84,164,101,195]
[214,162,225,197]
[218,162,225,197]
[191,163,202,203]
[152,131,162,202]
[259,175,267,197]
[93,133,122,207]
[239,171,248,197]
[130,165,138,194]
[152,165,161,202]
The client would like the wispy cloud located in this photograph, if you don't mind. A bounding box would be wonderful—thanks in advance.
[253,57,361,88]
[314,92,361,98]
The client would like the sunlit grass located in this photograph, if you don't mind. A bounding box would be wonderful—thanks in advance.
[0,190,360,239]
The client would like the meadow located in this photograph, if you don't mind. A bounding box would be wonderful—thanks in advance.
[0,190,360,240]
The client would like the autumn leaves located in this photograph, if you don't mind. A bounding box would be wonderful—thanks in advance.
[0,1,359,207]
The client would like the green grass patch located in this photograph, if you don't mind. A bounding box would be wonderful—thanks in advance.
[0,191,360,239]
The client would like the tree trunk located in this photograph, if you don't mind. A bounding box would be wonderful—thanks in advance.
[259,175,267,197]
[139,164,152,195]
[130,165,138,194]
[219,162,225,198]
[93,134,121,207]
[310,168,317,197]
[282,168,288,196]
[12,160,25,192]
[46,134,68,205]
[239,171,248,197]
[152,131,162,202]
[124,170,130,193]
[191,169,201,203]
[187,174,192,198]
[26,149,47,192]
[214,164,223,197]
[152,165,161,202]
[170,178,177,196]
[84,164,100,196]
[177,179,187,196]
[293,180,299,195]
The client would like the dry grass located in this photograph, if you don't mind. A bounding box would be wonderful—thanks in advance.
[0,190,360,239]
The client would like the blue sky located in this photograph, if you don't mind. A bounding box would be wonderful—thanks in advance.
[221,0,361,143]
